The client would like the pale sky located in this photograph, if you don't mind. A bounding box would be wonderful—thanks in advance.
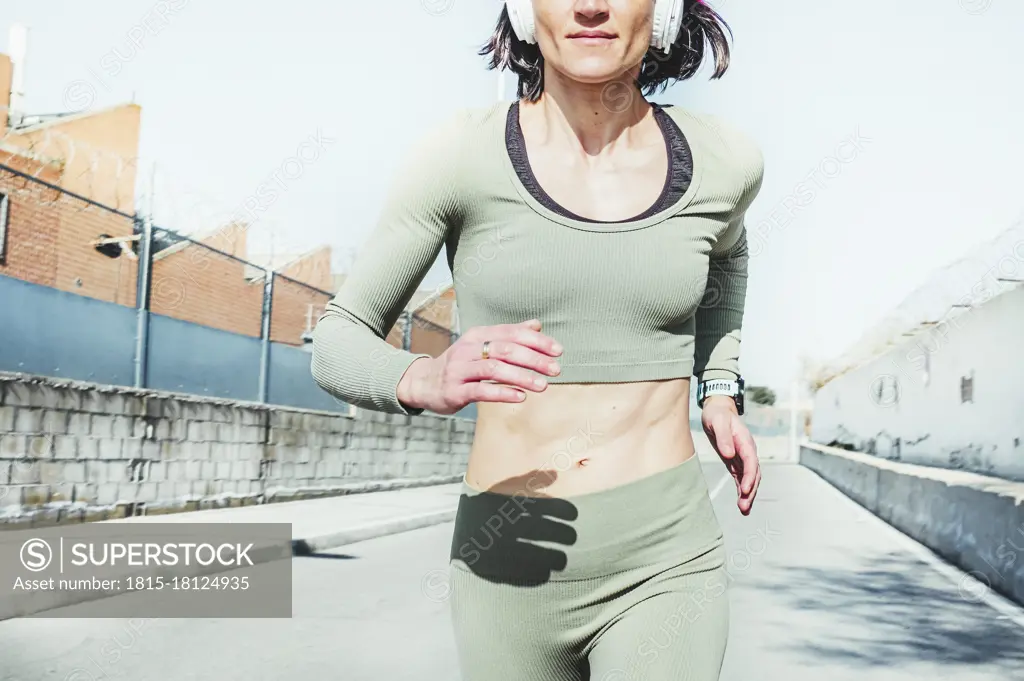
[2,0,1022,396]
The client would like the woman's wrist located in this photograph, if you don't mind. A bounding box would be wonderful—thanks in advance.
[396,356,432,412]
[702,394,739,415]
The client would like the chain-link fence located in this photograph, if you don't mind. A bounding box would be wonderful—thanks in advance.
[149,226,266,339]
[0,160,138,309]
[0,160,462,413]
[270,272,332,347]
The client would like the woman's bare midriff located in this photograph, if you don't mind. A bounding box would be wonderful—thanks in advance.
[465,377,696,498]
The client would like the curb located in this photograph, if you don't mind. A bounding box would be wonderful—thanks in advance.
[0,476,465,529]
[291,509,457,555]
[265,475,464,502]
[799,443,1024,610]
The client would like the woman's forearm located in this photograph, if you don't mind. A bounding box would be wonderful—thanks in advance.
[311,308,432,415]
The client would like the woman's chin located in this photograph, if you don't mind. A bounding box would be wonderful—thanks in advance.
[559,61,636,87]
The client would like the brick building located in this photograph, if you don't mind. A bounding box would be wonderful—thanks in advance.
[0,47,457,357]
[0,146,63,287]
[1,50,141,307]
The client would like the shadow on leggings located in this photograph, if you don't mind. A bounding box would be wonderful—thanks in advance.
[449,474,579,587]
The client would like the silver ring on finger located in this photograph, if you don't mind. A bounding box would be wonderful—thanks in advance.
[481,340,491,361]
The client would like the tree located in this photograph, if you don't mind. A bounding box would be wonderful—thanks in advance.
[798,352,832,394]
[746,385,776,406]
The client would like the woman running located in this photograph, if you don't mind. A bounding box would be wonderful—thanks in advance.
[312,0,763,678]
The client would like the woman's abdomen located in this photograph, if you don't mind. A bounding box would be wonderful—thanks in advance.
[466,377,696,498]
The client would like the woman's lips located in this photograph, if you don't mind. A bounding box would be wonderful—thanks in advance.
[568,33,616,45]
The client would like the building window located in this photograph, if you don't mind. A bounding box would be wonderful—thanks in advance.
[874,374,899,407]
[960,374,974,404]
[0,192,9,265]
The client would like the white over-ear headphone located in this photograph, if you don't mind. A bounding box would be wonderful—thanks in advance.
[505,0,689,54]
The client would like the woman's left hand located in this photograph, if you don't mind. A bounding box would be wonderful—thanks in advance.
[701,396,761,516]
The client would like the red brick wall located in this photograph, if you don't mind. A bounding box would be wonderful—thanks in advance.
[385,323,404,350]
[0,159,61,287]
[415,288,456,330]
[0,163,140,307]
[1,104,141,308]
[5,105,141,213]
[270,276,331,346]
[268,247,334,346]
[52,197,138,307]
[0,113,461,355]
[277,247,332,292]
[410,323,452,358]
[409,287,456,357]
[378,287,458,357]
[150,225,263,337]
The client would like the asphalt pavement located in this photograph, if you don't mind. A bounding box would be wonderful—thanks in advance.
[1,459,1022,680]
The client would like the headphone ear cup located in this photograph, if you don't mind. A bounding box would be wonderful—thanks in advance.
[505,0,537,44]
[508,0,684,50]
[651,0,688,53]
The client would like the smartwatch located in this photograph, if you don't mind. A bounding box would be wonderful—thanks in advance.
[696,375,745,415]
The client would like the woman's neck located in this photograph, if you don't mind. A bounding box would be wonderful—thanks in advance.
[521,66,654,158]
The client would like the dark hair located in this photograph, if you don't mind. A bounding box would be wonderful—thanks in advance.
[480,1,732,102]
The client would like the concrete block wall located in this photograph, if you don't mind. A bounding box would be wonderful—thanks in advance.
[801,442,1024,607]
[0,372,473,528]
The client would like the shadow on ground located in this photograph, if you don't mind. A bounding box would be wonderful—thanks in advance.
[743,549,1024,669]
[297,552,358,560]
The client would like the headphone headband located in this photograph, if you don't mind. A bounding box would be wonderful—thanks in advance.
[504,0,691,53]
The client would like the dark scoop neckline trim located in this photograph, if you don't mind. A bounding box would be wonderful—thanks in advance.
[505,100,694,225]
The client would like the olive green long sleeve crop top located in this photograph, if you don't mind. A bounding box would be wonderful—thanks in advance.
[311,100,764,415]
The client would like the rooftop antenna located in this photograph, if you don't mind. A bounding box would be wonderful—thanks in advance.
[8,23,29,128]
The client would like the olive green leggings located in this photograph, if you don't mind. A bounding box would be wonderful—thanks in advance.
[448,455,729,681]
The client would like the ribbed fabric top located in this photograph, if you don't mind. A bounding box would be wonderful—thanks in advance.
[311,100,765,415]
[507,101,694,223]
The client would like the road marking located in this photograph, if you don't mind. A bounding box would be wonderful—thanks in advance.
[709,472,730,500]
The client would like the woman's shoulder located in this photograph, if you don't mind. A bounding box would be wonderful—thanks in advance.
[461,101,512,128]
[398,102,507,179]
[388,103,510,210]
[418,102,510,150]
[658,104,764,173]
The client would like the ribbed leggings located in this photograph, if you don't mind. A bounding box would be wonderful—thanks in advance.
[448,455,729,681]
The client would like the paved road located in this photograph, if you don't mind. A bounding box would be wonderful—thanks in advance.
[1,461,1022,680]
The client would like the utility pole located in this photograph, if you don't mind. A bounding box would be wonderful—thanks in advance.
[133,163,157,388]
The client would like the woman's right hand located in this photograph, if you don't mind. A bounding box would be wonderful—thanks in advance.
[396,319,563,415]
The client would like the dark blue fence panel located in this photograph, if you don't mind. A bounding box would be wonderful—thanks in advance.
[147,314,262,401]
[0,275,472,417]
[0,275,137,385]
[267,343,346,413]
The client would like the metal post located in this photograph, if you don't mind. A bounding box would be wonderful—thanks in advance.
[133,215,154,388]
[257,272,275,403]
[402,311,413,352]
[789,379,799,463]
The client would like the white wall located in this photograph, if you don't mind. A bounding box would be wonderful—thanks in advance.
[811,286,1024,481]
